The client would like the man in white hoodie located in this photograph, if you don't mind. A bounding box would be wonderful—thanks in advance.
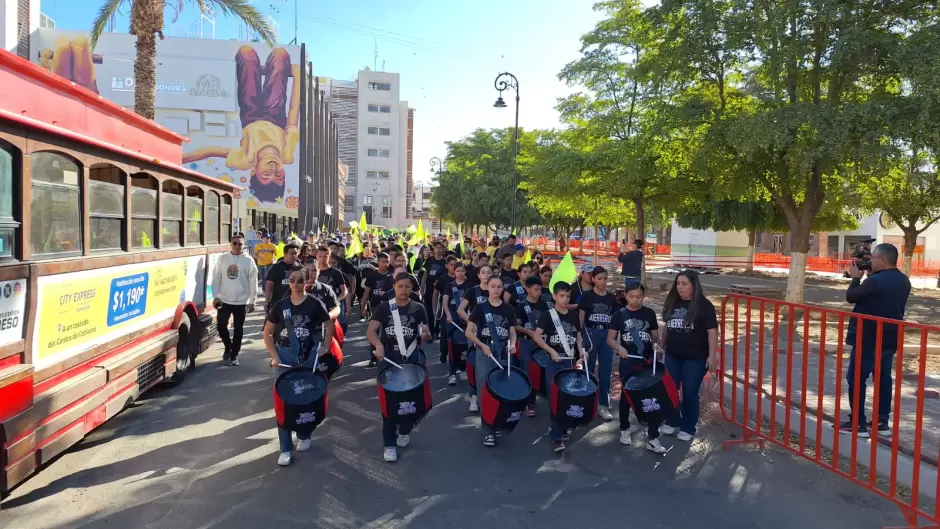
[212,234,259,366]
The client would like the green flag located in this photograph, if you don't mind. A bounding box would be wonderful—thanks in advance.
[549,252,577,293]
[409,250,418,272]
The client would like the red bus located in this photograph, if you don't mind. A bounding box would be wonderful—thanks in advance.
[0,50,237,495]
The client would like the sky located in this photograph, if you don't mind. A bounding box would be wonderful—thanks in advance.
[38,0,605,186]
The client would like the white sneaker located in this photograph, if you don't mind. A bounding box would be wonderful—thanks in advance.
[277,452,292,466]
[676,431,694,441]
[660,424,679,436]
[646,438,667,453]
[296,439,311,452]
[619,430,635,446]
[469,395,480,413]
[383,447,398,462]
[229,359,240,366]
[396,434,410,448]
[459,371,468,381]
[598,407,614,421]
[448,375,457,385]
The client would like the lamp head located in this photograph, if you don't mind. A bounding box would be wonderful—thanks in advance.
[493,96,507,108]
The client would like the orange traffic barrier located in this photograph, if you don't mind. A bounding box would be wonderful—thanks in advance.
[719,294,939,528]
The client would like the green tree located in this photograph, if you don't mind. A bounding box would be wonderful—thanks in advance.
[431,128,540,233]
[634,0,927,302]
[91,0,275,119]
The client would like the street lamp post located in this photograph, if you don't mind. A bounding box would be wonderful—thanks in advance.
[493,72,520,233]
[428,157,445,219]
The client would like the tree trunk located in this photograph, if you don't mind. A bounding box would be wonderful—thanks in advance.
[634,198,646,279]
[133,33,158,120]
[745,227,757,273]
[785,222,812,304]
[593,223,599,266]
[901,228,918,277]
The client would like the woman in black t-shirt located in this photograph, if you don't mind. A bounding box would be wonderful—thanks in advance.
[263,265,334,467]
[607,282,665,453]
[466,275,518,447]
[441,262,470,385]
[578,266,617,421]
[660,270,718,441]
[456,264,493,408]
[530,281,585,454]
[367,272,431,463]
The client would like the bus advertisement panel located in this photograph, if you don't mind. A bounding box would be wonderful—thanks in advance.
[32,256,209,369]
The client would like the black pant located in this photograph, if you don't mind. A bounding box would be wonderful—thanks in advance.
[846,346,895,424]
[217,303,248,359]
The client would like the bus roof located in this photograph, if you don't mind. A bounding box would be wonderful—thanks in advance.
[0,49,240,193]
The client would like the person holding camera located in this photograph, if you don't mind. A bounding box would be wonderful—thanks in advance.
[841,243,911,438]
[212,234,259,366]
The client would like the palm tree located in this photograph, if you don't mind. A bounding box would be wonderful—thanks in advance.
[90,0,276,120]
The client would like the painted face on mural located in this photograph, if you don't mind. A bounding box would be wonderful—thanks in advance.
[254,146,287,185]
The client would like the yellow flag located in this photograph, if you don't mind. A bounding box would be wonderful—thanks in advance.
[406,224,417,234]
[140,231,152,248]
[359,212,368,234]
[549,252,577,293]
[275,241,285,260]
[523,249,532,263]
[417,219,425,242]
[346,233,363,258]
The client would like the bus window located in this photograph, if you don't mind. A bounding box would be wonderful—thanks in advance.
[30,151,81,257]
[185,186,203,246]
[131,173,158,249]
[89,163,125,251]
[221,195,232,241]
[161,180,183,247]
[0,142,18,259]
[206,191,220,244]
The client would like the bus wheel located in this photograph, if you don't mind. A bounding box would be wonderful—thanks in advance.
[169,313,193,385]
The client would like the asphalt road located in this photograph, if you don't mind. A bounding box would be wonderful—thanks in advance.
[0,308,906,529]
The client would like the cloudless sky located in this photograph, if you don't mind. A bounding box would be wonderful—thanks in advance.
[39,0,605,186]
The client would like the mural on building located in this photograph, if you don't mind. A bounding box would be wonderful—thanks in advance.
[32,30,301,216]
[182,46,300,206]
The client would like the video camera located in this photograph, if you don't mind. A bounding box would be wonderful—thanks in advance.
[843,238,876,277]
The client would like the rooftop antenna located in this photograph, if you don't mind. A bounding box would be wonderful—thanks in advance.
[374,37,378,71]
[382,59,385,72]
[287,0,297,45]
[198,6,216,39]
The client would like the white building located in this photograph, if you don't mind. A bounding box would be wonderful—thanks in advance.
[412,182,435,218]
[322,69,413,229]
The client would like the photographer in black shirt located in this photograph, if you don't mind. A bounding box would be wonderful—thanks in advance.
[840,243,911,438]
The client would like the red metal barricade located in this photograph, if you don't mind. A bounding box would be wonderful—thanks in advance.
[719,294,940,528]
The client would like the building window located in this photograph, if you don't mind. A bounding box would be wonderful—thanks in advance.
[207,191,220,244]
[367,148,390,158]
[366,170,390,179]
[367,104,392,113]
[186,187,204,245]
[221,195,232,240]
[0,142,20,259]
[381,206,392,218]
[367,127,391,136]
[368,81,391,91]
[131,173,158,249]
[30,151,81,257]
[161,180,184,247]
[89,164,125,251]
[363,195,373,206]
[382,196,392,205]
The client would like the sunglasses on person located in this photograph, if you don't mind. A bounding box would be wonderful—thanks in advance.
[231,241,243,246]
[288,278,305,285]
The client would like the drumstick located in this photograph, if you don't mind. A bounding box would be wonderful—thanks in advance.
[489,355,504,371]
[382,357,405,369]
[450,321,465,333]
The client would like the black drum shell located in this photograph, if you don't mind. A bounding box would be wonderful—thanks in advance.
[622,363,679,425]
[550,368,599,430]
[480,366,532,432]
[273,367,329,432]
[377,363,432,430]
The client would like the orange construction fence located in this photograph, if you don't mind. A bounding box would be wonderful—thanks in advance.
[670,252,940,279]
[719,294,939,528]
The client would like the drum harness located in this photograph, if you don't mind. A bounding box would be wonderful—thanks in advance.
[482,303,511,376]
[548,309,576,360]
[621,308,658,375]
[389,300,419,359]
[280,305,321,368]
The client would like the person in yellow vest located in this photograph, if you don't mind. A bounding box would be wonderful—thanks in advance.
[254,233,277,287]
[182,47,300,204]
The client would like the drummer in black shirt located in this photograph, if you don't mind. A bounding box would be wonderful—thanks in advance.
[539,266,555,308]
[568,264,595,309]
[302,259,341,321]
[316,246,349,324]
[514,276,547,417]
[578,266,617,422]
[362,253,394,367]
[530,281,586,454]
[442,262,471,385]
[264,243,301,315]
[607,282,665,453]
[498,254,519,292]
[367,272,431,463]
[504,262,534,308]
[457,263,492,409]
[466,275,518,447]
[263,265,334,467]
[433,257,458,364]
[421,242,448,337]
[328,240,358,330]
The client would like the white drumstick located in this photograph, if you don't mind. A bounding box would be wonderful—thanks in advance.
[489,355,504,371]
[382,357,405,369]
